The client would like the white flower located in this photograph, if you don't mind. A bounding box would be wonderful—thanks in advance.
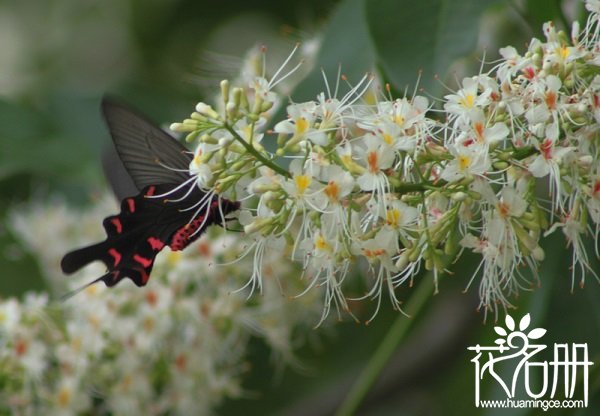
[356,140,394,191]
[274,101,327,145]
[528,121,574,213]
[462,109,509,146]
[249,43,304,105]
[6,193,321,414]
[0,299,21,334]
[380,199,419,230]
[528,122,571,177]
[352,228,403,322]
[316,73,373,130]
[496,46,531,81]
[444,77,492,120]
[282,160,320,210]
[13,332,47,379]
[495,187,527,219]
[441,143,490,182]
[189,144,215,188]
[298,227,353,324]
[545,209,599,290]
[50,376,91,415]
[320,165,354,207]
[585,175,600,223]
[250,76,278,103]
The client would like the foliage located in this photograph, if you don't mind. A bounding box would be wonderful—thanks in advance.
[0,0,598,415]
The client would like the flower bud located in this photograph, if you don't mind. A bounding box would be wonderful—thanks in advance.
[190,112,208,122]
[184,118,199,126]
[493,161,509,170]
[578,155,593,167]
[243,218,271,234]
[433,249,447,271]
[261,101,274,112]
[252,95,264,115]
[169,122,186,132]
[444,231,460,256]
[226,102,238,119]
[425,258,433,271]
[185,131,200,143]
[467,191,482,200]
[532,246,545,261]
[408,246,422,263]
[425,142,447,157]
[514,222,538,251]
[230,159,248,171]
[201,134,218,144]
[218,136,233,147]
[239,89,250,111]
[195,103,220,119]
[220,80,230,104]
[395,251,410,270]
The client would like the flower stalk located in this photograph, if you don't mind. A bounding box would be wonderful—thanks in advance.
[171,2,600,323]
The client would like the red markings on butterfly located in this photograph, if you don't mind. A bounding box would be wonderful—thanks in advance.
[127,198,135,213]
[169,215,205,251]
[108,248,122,266]
[145,186,156,197]
[110,218,123,234]
[138,268,150,284]
[147,237,165,251]
[133,254,153,268]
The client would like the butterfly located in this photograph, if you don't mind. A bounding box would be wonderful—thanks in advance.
[60,97,240,292]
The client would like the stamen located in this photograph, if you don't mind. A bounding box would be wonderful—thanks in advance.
[268,43,300,89]
[146,176,197,199]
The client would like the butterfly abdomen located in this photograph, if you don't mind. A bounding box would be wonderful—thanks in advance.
[168,198,241,251]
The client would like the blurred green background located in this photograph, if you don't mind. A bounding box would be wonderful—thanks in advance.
[0,0,598,414]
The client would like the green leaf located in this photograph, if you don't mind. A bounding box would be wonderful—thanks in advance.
[526,0,568,32]
[365,0,504,96]
[0,96,100,183]
[0,176,47,297]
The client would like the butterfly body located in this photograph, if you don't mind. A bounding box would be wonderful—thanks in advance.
[61,98,239,289]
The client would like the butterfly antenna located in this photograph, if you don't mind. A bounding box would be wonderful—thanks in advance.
[59,275,107,302]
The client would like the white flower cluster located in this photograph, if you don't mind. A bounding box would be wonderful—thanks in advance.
[171,2,600,322]
[3,196,319,415]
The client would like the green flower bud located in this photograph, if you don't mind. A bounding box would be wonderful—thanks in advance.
[185,131,201,143]
[201,133,218,144]
[261,101,274,112]
[493,161,509,170]
[532,246,545,261]
[220,79,230,104]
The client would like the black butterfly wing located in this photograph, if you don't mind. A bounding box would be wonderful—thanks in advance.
[101,145,138,200]
[101,97,192,191]
[62,98,194,289]
[61,185,188,287]
[61,98,239,292]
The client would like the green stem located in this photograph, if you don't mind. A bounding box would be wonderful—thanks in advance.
[223,124,291,178]
[335,276,434,416]
[391,145,538,195]
[391,181,432,194]
[511,145,536,160]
